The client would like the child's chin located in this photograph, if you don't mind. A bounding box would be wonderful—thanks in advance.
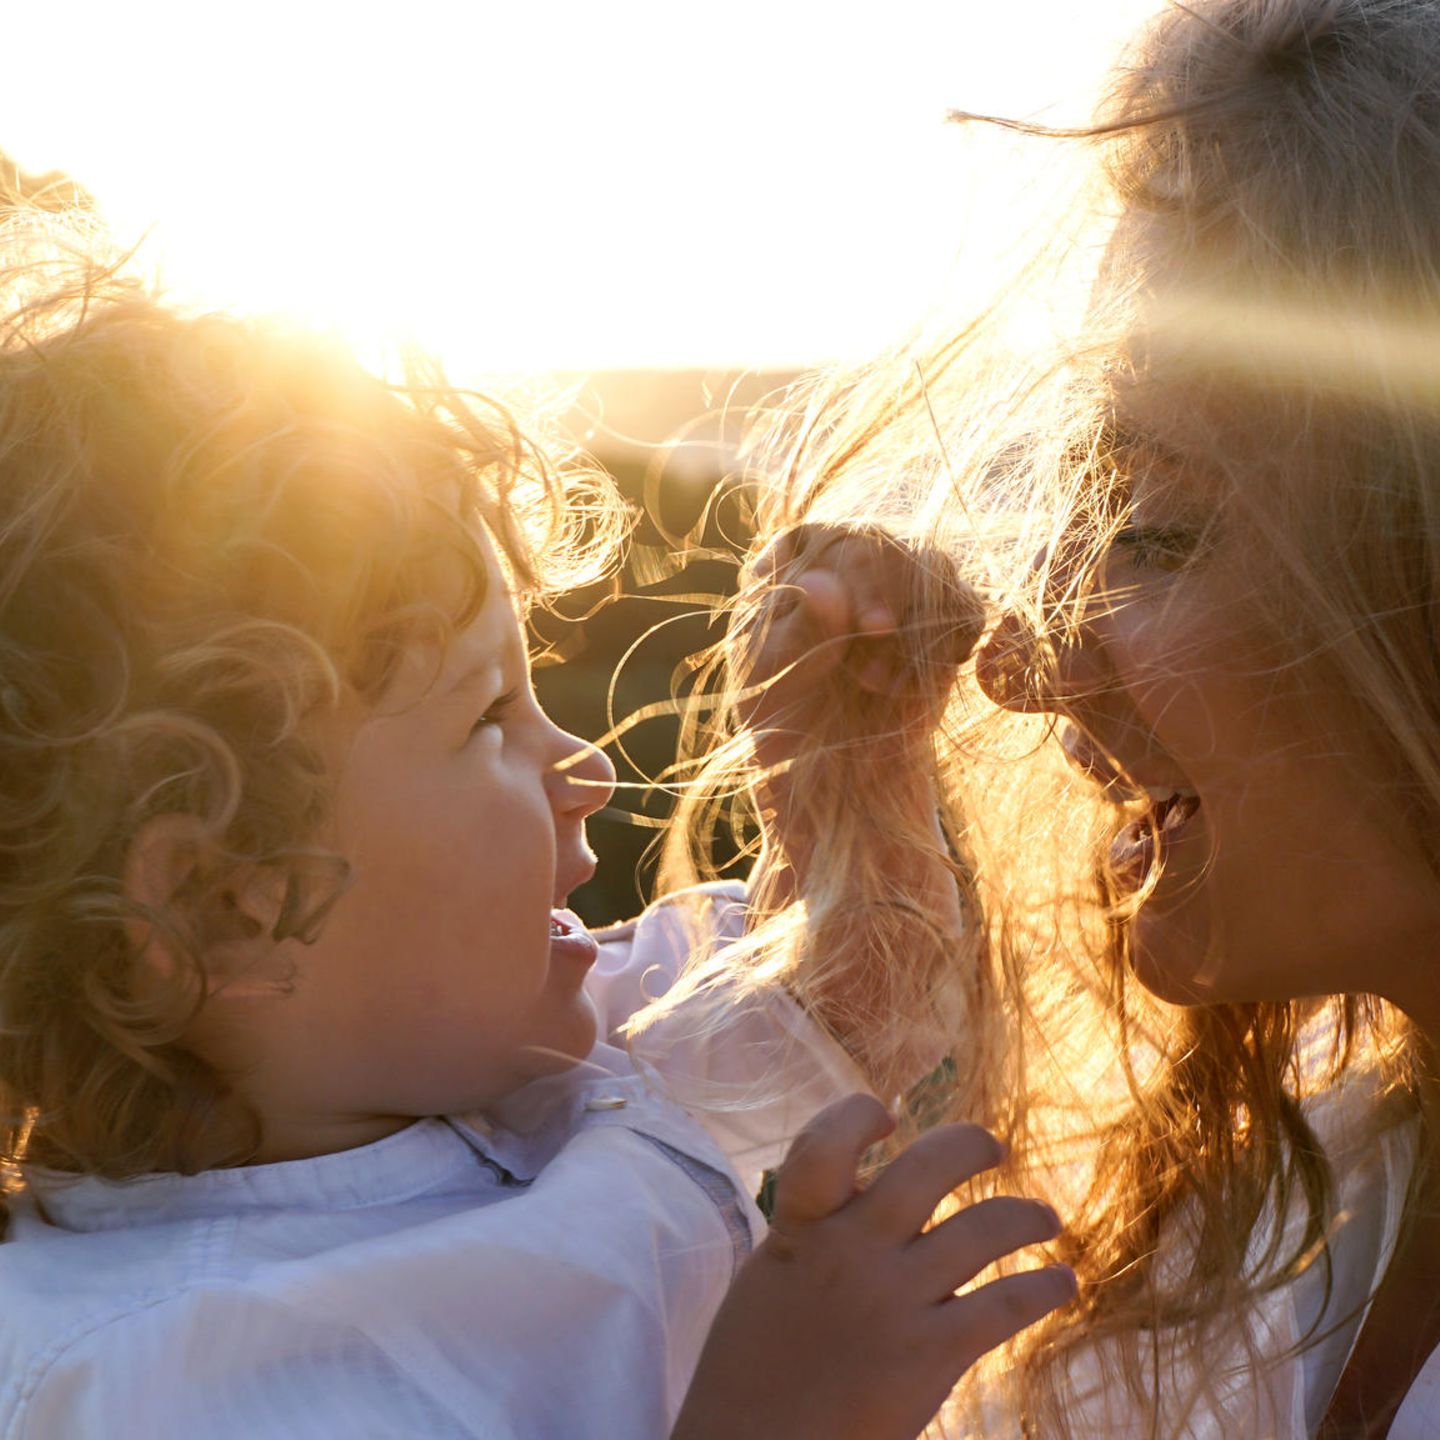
[533,996,600,1075]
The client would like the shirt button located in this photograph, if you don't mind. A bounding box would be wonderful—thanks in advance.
[583,1095,628,1112]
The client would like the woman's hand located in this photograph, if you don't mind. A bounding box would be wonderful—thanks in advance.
[671,1094,1075,1440]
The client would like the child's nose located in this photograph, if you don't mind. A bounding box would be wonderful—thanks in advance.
[549,731,617,820]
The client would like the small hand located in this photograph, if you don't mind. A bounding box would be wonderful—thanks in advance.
[727,526,987,1098]
[733,522,985,763]
[671,1094,1075,1440]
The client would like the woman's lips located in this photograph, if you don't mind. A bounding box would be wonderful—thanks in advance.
[549,908,599,968]
[1058,724,1205,888]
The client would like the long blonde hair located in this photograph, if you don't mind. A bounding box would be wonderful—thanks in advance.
[663,0,1440,1432]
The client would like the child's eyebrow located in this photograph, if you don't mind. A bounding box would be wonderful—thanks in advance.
[443,661,501,701]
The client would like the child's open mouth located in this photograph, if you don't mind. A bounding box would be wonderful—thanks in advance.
[549,908,599,968]
[1110,789,1202,888]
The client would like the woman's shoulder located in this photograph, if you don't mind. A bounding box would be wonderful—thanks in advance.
[1242,1040,1418,1434]
[1294,1018,1417,1166]
[1029,1041,1418,1438]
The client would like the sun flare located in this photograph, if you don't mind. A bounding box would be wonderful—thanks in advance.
[4,1,1153,378]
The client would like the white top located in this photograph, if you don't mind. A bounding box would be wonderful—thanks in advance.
[1393,1347,1440,1439]
[1049,1066,1426,1438]
[0,884,867,1440]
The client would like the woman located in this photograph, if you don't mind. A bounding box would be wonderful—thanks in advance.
[976,1,1440,1430]
[661,0,1440,1433]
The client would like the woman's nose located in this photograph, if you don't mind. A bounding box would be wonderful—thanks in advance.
[550,730,617,820]
[976,611,1048,712]
[976,610,1109,713]
[976,535,1111,713]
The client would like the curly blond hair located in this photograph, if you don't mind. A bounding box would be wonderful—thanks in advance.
[0,215,624,1203]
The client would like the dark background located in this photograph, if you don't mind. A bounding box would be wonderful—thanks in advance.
[534,368,796,925]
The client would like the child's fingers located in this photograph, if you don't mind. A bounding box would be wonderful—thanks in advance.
[774,572,895,703]
[849,1123,1006,1240]
[770,1093,896,1230]
[798,531,904,648]
[941,1265,1078,1367]
[741,571,853,689]
[744,526,899,645]
[740,521,985,732]
[744,526,805,584]
[909,1196,1062,1300]
[778,569,859,659]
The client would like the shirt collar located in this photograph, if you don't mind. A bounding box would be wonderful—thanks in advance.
[24,1118,484,1232]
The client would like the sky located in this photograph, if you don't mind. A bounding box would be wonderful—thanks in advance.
[4,1,1156,375]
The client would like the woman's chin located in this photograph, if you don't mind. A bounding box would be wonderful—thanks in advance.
[1127,909,1224,1006]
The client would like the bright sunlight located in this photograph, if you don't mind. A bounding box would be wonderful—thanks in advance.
[3,1,1153,378]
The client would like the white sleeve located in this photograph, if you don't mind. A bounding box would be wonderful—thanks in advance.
[587,881,873,1180]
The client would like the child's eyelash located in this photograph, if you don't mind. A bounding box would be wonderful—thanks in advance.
[472,689,519,733]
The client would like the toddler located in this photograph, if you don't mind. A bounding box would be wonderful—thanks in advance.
[0,227,1072,1439]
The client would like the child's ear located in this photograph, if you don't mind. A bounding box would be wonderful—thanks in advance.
[122,816,288,993]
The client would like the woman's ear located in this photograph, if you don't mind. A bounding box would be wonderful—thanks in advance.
[121,815,287,993]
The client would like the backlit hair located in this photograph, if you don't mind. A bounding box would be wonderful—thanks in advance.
[668,0,1437,1432]
[0,214,624,1204]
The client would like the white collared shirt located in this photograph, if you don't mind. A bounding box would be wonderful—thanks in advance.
[0,884,867,1439]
